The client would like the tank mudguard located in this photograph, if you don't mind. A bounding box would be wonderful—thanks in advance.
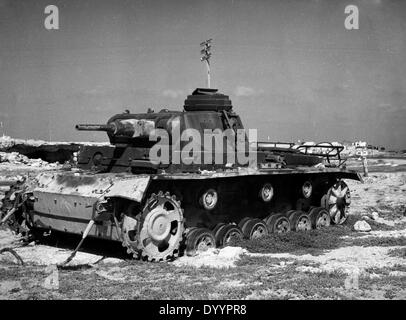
[31,172,150,238]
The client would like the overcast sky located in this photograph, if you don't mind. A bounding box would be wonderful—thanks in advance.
[0,0,405,149]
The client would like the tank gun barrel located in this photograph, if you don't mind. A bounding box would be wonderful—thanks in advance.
[76,119,155,138]
[75,124,115,132]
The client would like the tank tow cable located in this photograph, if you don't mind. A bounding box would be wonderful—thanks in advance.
[58,198,121,267]
[57,219,95,267]
[0,247,24,265]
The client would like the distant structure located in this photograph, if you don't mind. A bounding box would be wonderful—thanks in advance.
[200,39,212,88]
[354,141,367,149]
[341,140,367,157]
[355,141,368,157]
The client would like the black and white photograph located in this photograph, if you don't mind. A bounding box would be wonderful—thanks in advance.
[0,0,405,305]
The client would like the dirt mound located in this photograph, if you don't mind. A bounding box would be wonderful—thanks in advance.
[0,152,61,168]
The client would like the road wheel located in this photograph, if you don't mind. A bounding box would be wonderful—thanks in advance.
[308,207,330,229]
[215,224,243,247]
[185,228,216,256]
[264,213,291,233]
[286,210,312,231]
[240,218,268,239]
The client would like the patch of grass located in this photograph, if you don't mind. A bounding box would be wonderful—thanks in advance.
[2,250,402,300]
[0,265,64,299]
[232,255,348,299]
[53,255,353,300]
[229,225,353,255]
[384,289,397,300]
[346,213,363,227]
[388,247,406,258]
[394,221,406,231]
[366,218,397,231]
[226,211,403,254]
[57,261,255,299]
[350,236,406,247]
[391,264,406,272]
[367,204,406,221]
[359,275,406,293]
[260,265,347,299]
[365,264,406,276]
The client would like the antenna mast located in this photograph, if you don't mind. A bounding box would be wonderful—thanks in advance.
[200,39,212,88]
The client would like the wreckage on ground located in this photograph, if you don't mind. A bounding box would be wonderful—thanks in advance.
[0,88,362,262]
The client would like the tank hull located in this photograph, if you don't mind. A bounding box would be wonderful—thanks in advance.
[28,168,361,241]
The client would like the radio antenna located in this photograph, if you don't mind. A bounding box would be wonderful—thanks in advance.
[200,39,212,88]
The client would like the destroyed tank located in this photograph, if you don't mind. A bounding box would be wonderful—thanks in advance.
[1,88,362,261]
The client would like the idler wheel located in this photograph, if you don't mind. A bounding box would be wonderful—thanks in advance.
[185,228,215,256]
[308,207,331,229]
[240,218,269,239]
[325,180,351,225]
[264,213,291,233]
[215,224,243,247]
[286,210,312,231]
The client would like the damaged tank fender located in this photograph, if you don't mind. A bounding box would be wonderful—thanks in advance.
[31,172,150,240]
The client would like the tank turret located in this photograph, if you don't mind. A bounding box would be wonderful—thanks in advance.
[73,88,334,173]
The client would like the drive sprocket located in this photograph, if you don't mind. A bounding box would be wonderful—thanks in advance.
[121,191,184,261]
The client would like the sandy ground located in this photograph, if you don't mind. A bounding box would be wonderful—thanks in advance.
[0,165,405,299]
[0,229,122,266]
[346,157,406,172]
[250,245,405,275]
